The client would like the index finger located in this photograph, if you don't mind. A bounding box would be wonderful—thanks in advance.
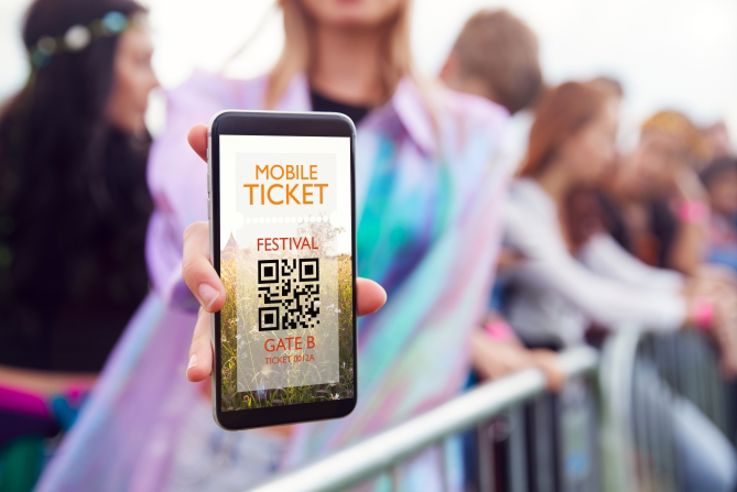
[188,124,208,162]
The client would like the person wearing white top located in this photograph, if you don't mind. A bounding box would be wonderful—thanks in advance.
[499,81,737,492]
[502,178,687,346]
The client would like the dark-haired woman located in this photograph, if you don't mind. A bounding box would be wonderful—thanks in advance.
[501,81,737,492]
[0,0,157,488]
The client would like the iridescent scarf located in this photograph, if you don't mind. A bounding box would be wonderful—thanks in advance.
[38,73,509,491]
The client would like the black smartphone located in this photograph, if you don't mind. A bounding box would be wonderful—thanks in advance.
[208,110,357,430]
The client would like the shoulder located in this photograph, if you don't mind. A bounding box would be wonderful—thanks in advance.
[434,85,511,171]
[382,78,509,159]
[151,72,268,153]
[439,85,509,131]
[164,71,268,117]
[429,84,509,151]
[148,73,266,200]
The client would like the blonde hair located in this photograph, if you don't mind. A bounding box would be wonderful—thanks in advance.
[265,0,415,109]
[642,110,710,166]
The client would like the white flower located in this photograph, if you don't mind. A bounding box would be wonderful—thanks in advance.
[64,25,90,51]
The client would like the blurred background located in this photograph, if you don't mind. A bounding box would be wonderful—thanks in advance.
[2,0,736,145]
[1,0,737,491]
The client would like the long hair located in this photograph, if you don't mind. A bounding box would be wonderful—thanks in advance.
[519,81,607,178]
[265,0,415,108]
[519,82,609,250]
[0,0,152,361]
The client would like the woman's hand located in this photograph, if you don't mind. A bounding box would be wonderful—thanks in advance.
[469,331,566,392]
[182,125,387,382]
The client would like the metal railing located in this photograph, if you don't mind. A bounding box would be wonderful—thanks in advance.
[246,330,735,492]
[249,346,599,492]
[600,329,736,492]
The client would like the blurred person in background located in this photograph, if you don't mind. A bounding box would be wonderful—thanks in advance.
[504,84,694,353]
[439,8,563,388]
[597,110,737,350]
[502,81,737,492]
[439,11,570,489]
[600,110,712,275]
[700,156,737,271]
[589,75,624,104]
[701,120,734,165]
[0,0,156,489]
[38,0,511,490]
[440,9,543,116]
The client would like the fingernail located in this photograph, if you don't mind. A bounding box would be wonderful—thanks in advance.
[187,354,198,370]
[198,284,219,310]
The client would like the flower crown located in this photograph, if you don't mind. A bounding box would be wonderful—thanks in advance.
[28,10,146,69]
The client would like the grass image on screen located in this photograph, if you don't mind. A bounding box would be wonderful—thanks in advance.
[217,134,354,412]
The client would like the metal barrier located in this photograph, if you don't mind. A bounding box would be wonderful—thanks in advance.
[600,328,736,492]
[249,346,599,492]
[246,331,734,492]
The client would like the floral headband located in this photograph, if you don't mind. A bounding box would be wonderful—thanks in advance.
[28,10,146,69]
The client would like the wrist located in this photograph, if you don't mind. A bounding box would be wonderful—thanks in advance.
[689,297,715,330]
[676,200,709,224]
[483,319,515,342]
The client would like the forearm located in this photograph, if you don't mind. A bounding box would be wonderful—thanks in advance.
[668,221,708,275]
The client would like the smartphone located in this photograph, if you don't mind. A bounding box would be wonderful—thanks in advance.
[208,111,357,430]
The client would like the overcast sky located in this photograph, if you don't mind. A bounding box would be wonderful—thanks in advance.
[2,0,735,146]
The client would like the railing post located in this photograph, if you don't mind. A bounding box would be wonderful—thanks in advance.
[599,327,640,492]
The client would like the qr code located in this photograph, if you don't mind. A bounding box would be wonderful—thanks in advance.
[257,258,320,331]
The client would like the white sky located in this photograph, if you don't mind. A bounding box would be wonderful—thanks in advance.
[1,0,736,146]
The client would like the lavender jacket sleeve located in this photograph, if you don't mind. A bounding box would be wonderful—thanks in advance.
[146,73,262,308]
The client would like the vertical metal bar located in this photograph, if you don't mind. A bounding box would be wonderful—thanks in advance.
[476,422,495,492]
[566,378,596,492]
[700,333,725,431]
[535,395,555,492]
[439,435,452,492]
[661,342,678,492]
[637,361,658,492]
[390,468,400,492]
[430,440,452,492]
[508,405,528,492]
[692,333,708,413]
[586,372,601,492]
[648,338,668,492]
[628,348,642,491]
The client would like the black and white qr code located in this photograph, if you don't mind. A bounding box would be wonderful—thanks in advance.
[257,258,320,331]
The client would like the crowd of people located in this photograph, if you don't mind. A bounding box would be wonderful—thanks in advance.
[1,0,736,491]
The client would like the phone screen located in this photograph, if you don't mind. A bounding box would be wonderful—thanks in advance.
[215,129,355,415]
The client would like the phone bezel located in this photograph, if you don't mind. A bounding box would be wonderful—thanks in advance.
[208,110,358,430]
